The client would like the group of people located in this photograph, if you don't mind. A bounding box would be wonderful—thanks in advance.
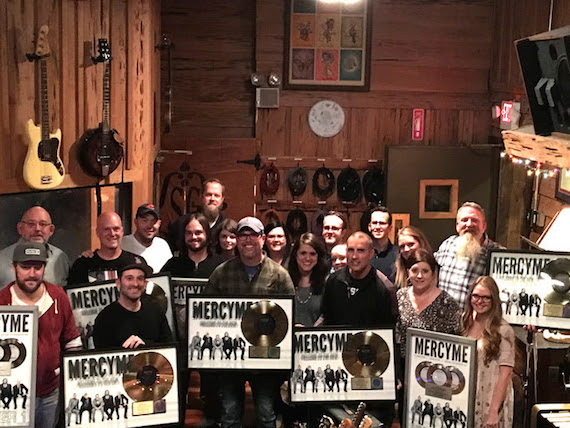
[0,176,517,428]
[0,379,28,410]
[291,365,348,394]
[64,391,128,425]
[410,398,466,428]
[188,332,246,361]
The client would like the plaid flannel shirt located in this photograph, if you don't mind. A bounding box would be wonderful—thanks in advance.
[206,255,294,296]
[434,234,503,310]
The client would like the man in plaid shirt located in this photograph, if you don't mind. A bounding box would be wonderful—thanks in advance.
[206,216,294,427]
[435,202,503,310]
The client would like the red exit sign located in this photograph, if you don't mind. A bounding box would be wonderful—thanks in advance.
[412,109,425,140]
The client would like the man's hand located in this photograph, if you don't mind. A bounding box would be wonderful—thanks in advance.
[122,335,145,348]
[80,250,96,258]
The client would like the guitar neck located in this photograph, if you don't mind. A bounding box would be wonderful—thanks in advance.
[102,60,111,133]
[40,59,50,141]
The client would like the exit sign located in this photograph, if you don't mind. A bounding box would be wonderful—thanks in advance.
[412,109,425,140]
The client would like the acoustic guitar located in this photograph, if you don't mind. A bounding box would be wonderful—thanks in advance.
[78,38,123,178]
[23,25,65,189]
[339,402,373,428]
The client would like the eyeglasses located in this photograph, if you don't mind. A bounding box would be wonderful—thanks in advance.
[237,233,261,241]
[370,221,389,227]
[323,226,342,231]
[21,221,52,229]
[471,294,492,302]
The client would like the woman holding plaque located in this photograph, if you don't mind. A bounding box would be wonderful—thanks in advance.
[462,276,514,428]
[216,218,238,260]
[264,221,291,267]
[394,225,432,289]
[288,232,328,326]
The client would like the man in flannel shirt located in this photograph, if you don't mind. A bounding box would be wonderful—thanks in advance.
[435,202,503,310]
[206,216,294,428]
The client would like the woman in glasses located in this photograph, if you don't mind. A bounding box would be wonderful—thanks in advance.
[288,233,328,326]
[394,226,432,289]
[263,221,290,267]
[462,276,514,428]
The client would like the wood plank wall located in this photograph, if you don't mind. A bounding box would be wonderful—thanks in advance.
[0,0,160,224]
[489,0,570,246]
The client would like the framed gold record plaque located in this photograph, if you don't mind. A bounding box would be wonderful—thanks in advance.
[187,295,294,370]
[290,327,396,403]
[66,274,178,349]
[404,329,476,428]
[0,306,38,428]
[489,249,570,329]
[62,345,179,427]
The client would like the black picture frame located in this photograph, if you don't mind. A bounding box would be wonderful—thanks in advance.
[555,168,570,204]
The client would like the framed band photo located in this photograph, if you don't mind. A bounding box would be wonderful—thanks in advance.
[170,277,208,340]
[404,329,477,428]
[0,306,38,428]
[187,295,294,371]
[66,274,178,348]
[489,249,570,329]
[290,327,396,403]
[284,0,372,90]
[62,344,179,427]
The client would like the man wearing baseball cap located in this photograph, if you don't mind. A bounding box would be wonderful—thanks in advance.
[0,242,81,428]
[92,257,172,350]
[121,203,172,273]
[206,216,294,427]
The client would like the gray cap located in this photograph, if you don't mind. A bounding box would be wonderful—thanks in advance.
[13,242,47,264]
[236,217,264,234]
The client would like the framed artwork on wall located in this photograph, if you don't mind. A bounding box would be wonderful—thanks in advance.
[284,0,372,91]
[419,179,459,219]
[555,168,570,204]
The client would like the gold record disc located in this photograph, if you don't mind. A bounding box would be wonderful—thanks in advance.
[241,300,289,347]
[446,366,466,395]
[426,363,452,387]
[415,361,432,388]
[123,351,174,402]
[342,331,390,377]
[145,281,168,314]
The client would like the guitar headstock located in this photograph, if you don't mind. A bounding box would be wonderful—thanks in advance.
[92,38,112,63]
[26,25,50,61]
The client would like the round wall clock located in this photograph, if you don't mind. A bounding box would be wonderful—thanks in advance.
[308,100,345,138]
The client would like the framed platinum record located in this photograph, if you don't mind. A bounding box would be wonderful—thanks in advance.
[0,306,38,428]
[187,295,294,371]
[290,327,396,403]
[404,328,477,428]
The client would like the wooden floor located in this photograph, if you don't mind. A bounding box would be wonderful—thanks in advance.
[183,371,401,427]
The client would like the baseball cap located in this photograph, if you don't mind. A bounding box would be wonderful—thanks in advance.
[136,203,159,219]
[13,242,47,264]
[118,256,153,278]
[237,217,264,234]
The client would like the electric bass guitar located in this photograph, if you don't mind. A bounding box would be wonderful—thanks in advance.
[23,25,65,189]
[78,38,123,178]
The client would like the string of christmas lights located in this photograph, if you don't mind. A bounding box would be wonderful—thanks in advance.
[500,151,560,179]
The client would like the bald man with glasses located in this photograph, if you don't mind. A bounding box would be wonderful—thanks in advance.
[0,206,69,289]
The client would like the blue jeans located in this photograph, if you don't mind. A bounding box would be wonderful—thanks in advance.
[219,372,279,428]
[35,388,59,428]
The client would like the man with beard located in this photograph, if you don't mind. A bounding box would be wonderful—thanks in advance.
[167,179,227,254]
[121,203,172,272]
[435,202,502,310]
[206,216,294,428]
[0,206,69,289]
[0,242,81,427]
[68,212,144,285]
[92,260,172,349]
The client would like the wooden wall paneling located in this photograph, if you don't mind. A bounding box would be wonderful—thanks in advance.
[0,2,9,180]
[257,108,289,157]
[458,110,474,144]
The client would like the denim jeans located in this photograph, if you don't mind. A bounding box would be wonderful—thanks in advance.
[35,388,59,428]
[219,372,279,428]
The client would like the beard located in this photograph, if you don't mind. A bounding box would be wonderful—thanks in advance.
[456,231,482,260]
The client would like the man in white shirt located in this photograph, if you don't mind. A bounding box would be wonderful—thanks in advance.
[121,203,172,273]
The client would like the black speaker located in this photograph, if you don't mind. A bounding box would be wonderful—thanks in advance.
[516,26,570,136]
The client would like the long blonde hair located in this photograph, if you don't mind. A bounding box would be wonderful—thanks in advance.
[461,276,504,365]
[395,226,432,288]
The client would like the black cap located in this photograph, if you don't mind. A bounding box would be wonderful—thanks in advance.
[337,167,361,202]
[117,256,153,278]
[362,168,385,204]
[13,242,47,264]
[312,167,335,198]
[136,203,159,219]
[287,167,308,197]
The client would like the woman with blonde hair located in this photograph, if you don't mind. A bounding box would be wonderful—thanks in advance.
[394,226,432,288]
[462,276,514,428]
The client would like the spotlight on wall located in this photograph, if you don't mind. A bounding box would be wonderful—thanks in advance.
[250,72,280,108]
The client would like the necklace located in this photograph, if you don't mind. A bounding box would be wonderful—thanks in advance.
[296,288,312,304]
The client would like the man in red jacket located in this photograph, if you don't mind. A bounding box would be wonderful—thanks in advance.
[0,242,81,428]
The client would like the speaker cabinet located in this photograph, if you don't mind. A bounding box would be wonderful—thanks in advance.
[516,26,570,136]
